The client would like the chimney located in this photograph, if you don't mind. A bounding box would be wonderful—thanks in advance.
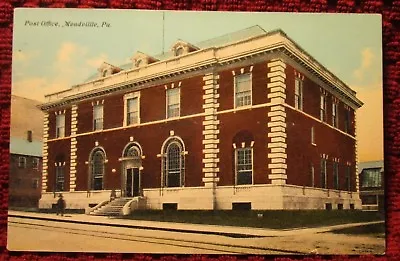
[27,130,32,142]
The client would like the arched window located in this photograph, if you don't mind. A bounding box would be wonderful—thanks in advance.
[126,146,140,157]
[123,143,142,166]
[91,149,105,190]
[162,138,185,187]
[175,46,185,56]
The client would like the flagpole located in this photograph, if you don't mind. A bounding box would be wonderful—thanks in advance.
[162,11,165,54]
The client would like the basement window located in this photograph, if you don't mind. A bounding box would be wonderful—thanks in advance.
[325,203,332,210]
[163,203,178,210]
[232,202,252,211]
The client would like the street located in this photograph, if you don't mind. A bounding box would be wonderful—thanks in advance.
[7,216,287,254]
[7,214,385,255]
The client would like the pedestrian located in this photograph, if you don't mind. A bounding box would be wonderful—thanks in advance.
[56,193,66,216]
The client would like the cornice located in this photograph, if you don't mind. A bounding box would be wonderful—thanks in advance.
[40,31,363,111]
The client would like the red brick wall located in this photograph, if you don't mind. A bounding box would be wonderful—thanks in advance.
[48,107,71,139]
[104,94,124,129]
[9,154,42,206]
[285,64,355,136]
[75,116,204,191]
[180,76,204,116]
[218,107,269,186]
[218,61,269,111]
[285,108,357,191]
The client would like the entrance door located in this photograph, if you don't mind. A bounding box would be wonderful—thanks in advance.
[132,168,140,197]
[125,168,140,197]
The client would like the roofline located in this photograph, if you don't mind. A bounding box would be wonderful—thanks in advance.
[40,28,362,110]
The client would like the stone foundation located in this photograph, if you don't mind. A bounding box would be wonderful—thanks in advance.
[39,185,361,211]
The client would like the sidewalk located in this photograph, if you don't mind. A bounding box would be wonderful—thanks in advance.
[8,210,384,238]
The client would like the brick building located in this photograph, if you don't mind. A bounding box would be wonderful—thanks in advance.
[39,26,363,211]
[9,95,43,208]
[358,161,384,212]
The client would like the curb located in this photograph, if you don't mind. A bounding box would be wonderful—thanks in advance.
[8,214,266,239]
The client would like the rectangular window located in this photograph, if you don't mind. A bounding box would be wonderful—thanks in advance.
[310,164,315,187]
[361,168,382,188]
[332,103,338,127]
[320,158,327,188]
[32,178,39,189]
[93,105,103,131]
[320,95,326,122]
[345,165,351,191]
[344,109,351,133]
[167,88,180,118]
[32,158,39,170]
[311,126,315,144]
[27,130,32,142]
[236,148,253,185]
[235,74,252,108]
[294,77,303,110]
[18,157,26,168]
[127,97,139,125]
[55,166,64,192]
[56,114,65,138]
[333,162,339,190]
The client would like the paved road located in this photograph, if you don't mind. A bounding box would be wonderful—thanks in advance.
[7,216,289,254]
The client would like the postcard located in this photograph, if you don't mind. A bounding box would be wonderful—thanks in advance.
[8,8,384,254]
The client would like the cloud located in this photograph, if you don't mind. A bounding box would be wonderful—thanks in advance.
[12,42,93,101]
[13,49,39,63]
[86,53,109,68]
[353,48,375,82]
[57,42,87,63]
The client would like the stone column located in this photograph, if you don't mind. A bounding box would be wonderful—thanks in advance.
[42,112,49,192]
[201,72,220,192]
[267,59,287,185]
[70,105,78,191]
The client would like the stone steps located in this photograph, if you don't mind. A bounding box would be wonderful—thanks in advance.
[90,198,131,216]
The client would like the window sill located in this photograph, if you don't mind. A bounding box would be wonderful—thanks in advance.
[233,105,253,112]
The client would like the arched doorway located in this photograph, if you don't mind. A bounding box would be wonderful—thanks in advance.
[121,143,142,197]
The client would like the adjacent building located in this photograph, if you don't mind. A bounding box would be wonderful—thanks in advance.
[38,26,363,211]
[9,95,43,208]
[358,161,384,212]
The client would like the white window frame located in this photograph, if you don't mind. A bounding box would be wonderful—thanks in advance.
[311,126,316,145]
[345,165,351,191]
[166,88,180,119]
[311,164,315,187]
[55,165,64,192]
[320,158,327,189]
[333,161,339,190]
[294,77,303,110]
[235,147,253,185]
[161,137,186,188]
[332,102,338,128]
[123,92,140,126]
[320,95,327,122]
[93,104,104,131]
[234,73,252,109]
[18,156,26,168]
[56,114,65,138]
[91,149,105,191]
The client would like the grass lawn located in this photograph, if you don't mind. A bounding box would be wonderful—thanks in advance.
[330,222,386,238]
[122,210,385,229]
